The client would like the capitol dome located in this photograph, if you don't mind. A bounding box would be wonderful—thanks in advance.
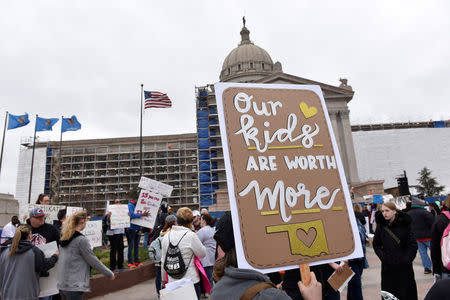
[220,24,275,82]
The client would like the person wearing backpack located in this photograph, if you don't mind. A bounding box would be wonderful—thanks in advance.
[149,214,176,298]
[430,197,450,280]
[161,207,206,299]
[373,202,418,300]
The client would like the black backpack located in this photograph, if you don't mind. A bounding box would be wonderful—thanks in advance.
[163,231,192,279]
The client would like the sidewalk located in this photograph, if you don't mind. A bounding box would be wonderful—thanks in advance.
[91,246,435,300]
[90,279,158,300]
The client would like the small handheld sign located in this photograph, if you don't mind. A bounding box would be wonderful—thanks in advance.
[215,82,363,273]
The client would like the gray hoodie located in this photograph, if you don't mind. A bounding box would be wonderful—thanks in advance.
[58,232,113,292]
[0,240,58,300]
[211,267,291,300]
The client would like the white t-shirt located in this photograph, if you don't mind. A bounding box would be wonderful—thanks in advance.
[161,225,206,283]
[1,222,18,244]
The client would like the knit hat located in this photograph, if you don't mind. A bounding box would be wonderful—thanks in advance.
[411,197,426,206]
[165,214,177,224]
[214,211,235,252]
[29,207,45,218]
[193,210,201,217]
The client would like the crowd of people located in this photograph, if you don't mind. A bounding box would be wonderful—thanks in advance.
[1,193,450,300]
[0,194,115,300]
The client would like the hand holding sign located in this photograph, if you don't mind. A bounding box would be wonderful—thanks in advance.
[131,190,163,229]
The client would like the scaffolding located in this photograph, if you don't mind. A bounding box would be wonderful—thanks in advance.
[195,85,227,212]
[34,134,199,216]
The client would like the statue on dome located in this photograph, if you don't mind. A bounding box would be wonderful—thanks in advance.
[243,16,246,27]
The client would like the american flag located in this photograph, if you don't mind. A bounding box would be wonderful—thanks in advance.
[144,91,172,109]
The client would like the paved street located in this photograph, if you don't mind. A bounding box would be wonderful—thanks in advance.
[92,246,435,300]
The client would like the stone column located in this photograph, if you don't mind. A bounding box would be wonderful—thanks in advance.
[338,110,360,186]
[328,109,349,177]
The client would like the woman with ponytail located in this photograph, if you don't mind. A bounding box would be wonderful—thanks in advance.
[57,211,114,300]
[161,207,206,299]
[0,224,58,299]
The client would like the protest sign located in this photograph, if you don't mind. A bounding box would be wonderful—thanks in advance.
[66,206,83,217]
[108,204,130,229]
[37,241,58,297]
[214,83,362,272]
[81,220,102,249]
[139,176,173,197]
[26,204,66,223]
[130,189,162,228]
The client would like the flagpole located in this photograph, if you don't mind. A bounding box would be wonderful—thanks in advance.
[57,115,63,202]
[140,84,144,178]
[0,111,8,177]
[28,114,38,204]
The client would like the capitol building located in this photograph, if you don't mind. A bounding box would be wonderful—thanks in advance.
[16,21,371,217]
[196,22,368,214]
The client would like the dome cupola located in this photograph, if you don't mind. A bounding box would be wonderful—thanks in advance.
[220,19,274,82]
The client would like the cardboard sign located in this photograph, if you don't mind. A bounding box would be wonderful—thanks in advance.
[66,206,83,217]
[27,204,66,223]
[37,241,58,297]
[108,204,130,229]
[327,262,355,292]
[139,176,173,197]
[130,189,162,229]
[215,83,362,272]
[81,220,102,249]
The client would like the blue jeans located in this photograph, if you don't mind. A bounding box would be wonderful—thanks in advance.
[204,266,214,289]
[442,272,450,279]
[60,291,84,300]
[347,259,364,300]
[417,240,432,270]
[126,229,140,264]
[143,231,149,249]
[194,282,201,300]
[155,265,162,295]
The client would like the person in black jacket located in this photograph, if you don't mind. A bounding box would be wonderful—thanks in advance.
[430,197,450,280]
[428,202,441,217]
[151,202,169,240]
[424,278,450,299]
[53,209,66,234]
[373,202,418,300]
[27,207,60,247]
[407,197,434,274]
[353,204,366,225]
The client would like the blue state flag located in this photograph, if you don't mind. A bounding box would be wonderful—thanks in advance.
[61,115,81,132]
[36,117,59,132]
[7,113,30,130]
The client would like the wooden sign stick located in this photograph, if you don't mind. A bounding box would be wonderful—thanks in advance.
[300,263,311,286]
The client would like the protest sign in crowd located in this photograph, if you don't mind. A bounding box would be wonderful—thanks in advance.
[1,84,450,300]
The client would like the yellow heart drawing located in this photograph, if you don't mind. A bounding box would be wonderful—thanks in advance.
[299,102,318,119]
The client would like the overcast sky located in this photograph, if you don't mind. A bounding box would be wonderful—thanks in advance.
[1,0,449,195]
